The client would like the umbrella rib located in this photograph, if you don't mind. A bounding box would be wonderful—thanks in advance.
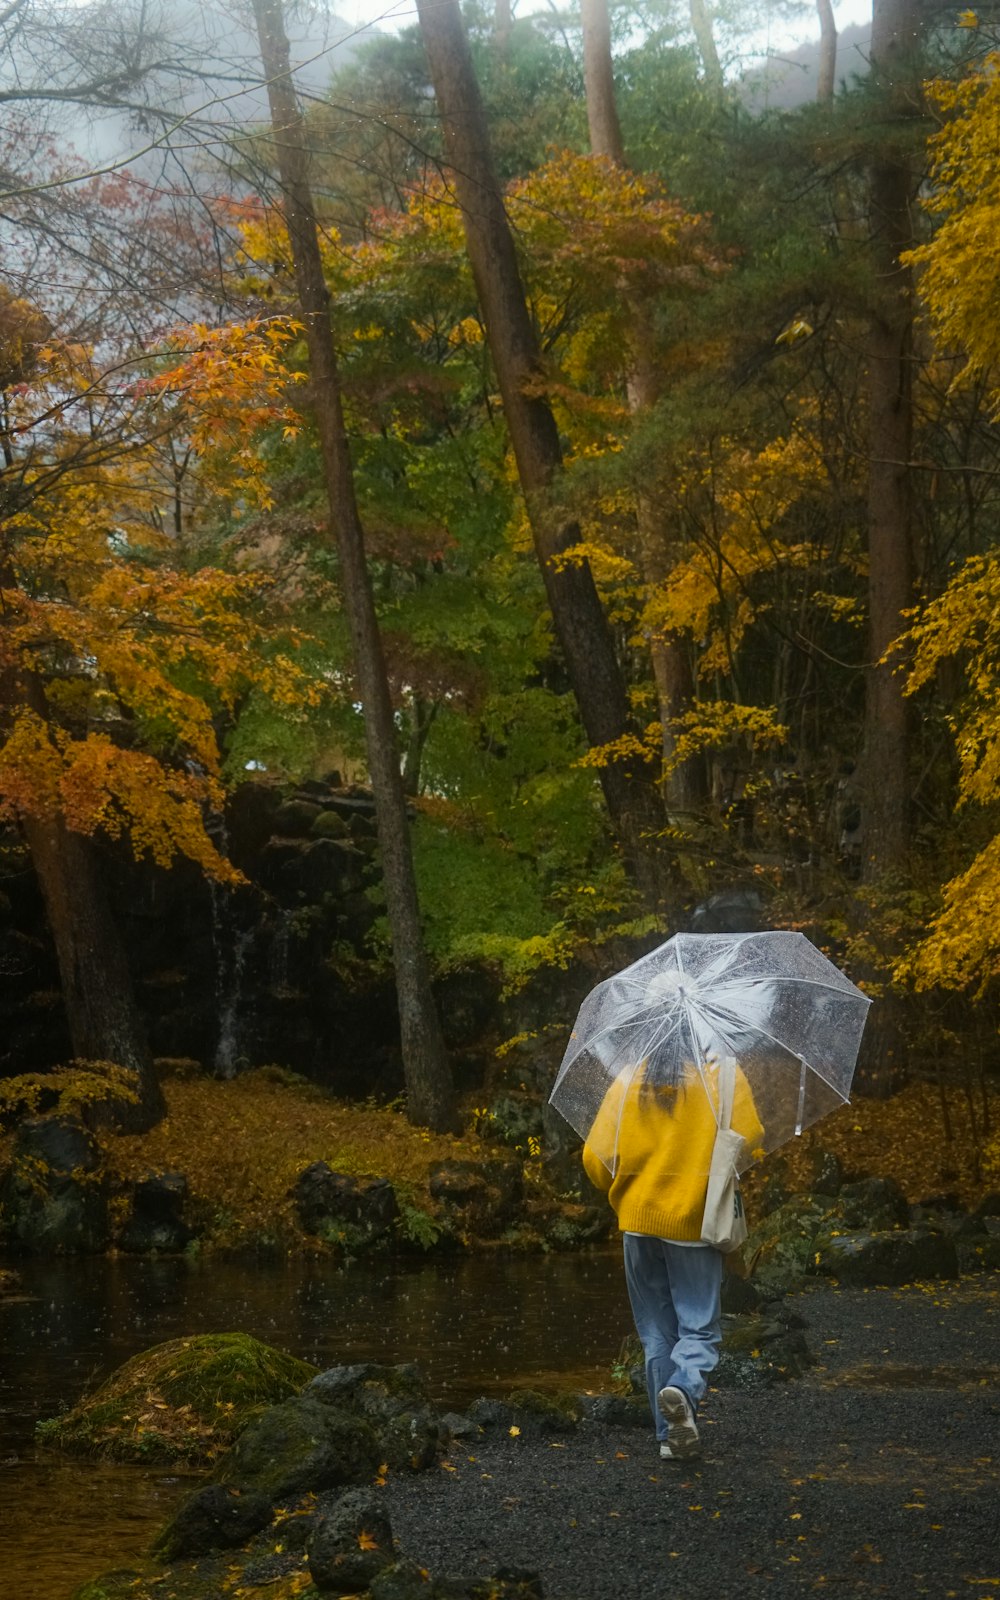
[682,935,755,989]
[708,973,870,1004]
[695,996,855,1100]
[609,1056,644,1174]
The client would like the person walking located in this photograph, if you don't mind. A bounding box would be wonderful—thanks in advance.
[582,1047,763,1459]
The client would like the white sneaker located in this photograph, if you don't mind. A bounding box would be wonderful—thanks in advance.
[657,1386,699,1458]
[658,1441,674,1460]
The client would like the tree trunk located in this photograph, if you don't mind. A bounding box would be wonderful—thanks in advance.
[19,811,166,1129]
[856,0,924,1096]
[401,697,437,797]
[581,0,708,822]
[0,659,164,1131]
[416,0,669,908]
[581,0,624,163]
[815,0,837,105]
[689,0,723,98]
[626,356,709,818]
[251,0,455,1131]
[863,0,921,884]
[494,0,512,52]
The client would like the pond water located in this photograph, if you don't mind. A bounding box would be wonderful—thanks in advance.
[0,1249,631,1596]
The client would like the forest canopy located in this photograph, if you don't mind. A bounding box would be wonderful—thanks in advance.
[3,0,1000,1121]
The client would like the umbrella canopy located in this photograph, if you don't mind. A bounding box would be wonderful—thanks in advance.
[549,930,871,1175]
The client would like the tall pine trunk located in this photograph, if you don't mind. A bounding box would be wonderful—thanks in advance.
[856,0,924,1095]
[416,0,669,909]
[251,0,454,1131]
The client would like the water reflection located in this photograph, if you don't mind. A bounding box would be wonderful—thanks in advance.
[0,1250,630,1593]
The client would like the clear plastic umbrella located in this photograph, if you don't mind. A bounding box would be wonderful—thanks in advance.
[549,930,871,1175]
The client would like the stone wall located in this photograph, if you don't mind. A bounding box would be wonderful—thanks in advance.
[0,780,507,1100]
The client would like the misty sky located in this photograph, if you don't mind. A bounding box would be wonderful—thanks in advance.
[333,0,874,51]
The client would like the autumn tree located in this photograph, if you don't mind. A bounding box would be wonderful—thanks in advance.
[415,0,673,910]
[0,296,322,1126]
[0,4,244,1123]
[893,37,1000,996]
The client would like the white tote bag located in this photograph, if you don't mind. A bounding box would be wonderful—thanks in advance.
[700,1054,748,1253]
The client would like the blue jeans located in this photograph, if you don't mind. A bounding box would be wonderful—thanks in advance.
[622,1233,723,1440]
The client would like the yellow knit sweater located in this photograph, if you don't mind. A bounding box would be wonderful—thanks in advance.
[582,1064,764,1242]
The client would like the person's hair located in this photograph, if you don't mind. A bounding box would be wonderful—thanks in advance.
[634,1039,687,1112]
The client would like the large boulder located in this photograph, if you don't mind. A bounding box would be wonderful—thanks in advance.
[0,1115,108,1254]
[214,1395,381,1500]
[740,1178,914,1293]
[292,1163,399,1247]
[815,1227,960,1286]
[303,1362,445,1472]
[834,1176,910,1231]
[36,1332,316,1462]
[273,798,323,838]
[465,1390,581,1438]
[714,1311,813,1387]
[738,1193,833,1293]
[116,1171,193,1253]
[799,1148,845,1198]
[957,1235,1000,1272]
[259,837,368,899]
[428,1158,523,1237]
[369,1561,435,1600]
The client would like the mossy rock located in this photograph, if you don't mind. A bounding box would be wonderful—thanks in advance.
[504,1387,582,1424]
[466,1389,580,1437]
[738,1193,834,1292]
[815,1227,959,1286]
[37,1332,318,1463]
[214,1395,381,1499]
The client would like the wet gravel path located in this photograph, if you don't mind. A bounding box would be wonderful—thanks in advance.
[385,1279,1000,1598]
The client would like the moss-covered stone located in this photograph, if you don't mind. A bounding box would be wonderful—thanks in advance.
[37,1332,317,1463]
[307,1487,394,1592]
[152,1482,274,1560]
[737,1193,833,1292]
[815,1227,959,1285]
[465,1389,580,1437]
[504,1388,582,1424]
[214,1395,381,1499]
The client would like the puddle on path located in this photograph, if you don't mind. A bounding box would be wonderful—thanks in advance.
[824,1362,1000,1390]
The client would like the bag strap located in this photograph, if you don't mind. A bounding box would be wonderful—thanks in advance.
[717,1054,737,1132]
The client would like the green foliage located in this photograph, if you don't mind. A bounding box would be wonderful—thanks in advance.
[471,1095,543,1156]
[394,1199,444,1250]
[610,1332,643,1391]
